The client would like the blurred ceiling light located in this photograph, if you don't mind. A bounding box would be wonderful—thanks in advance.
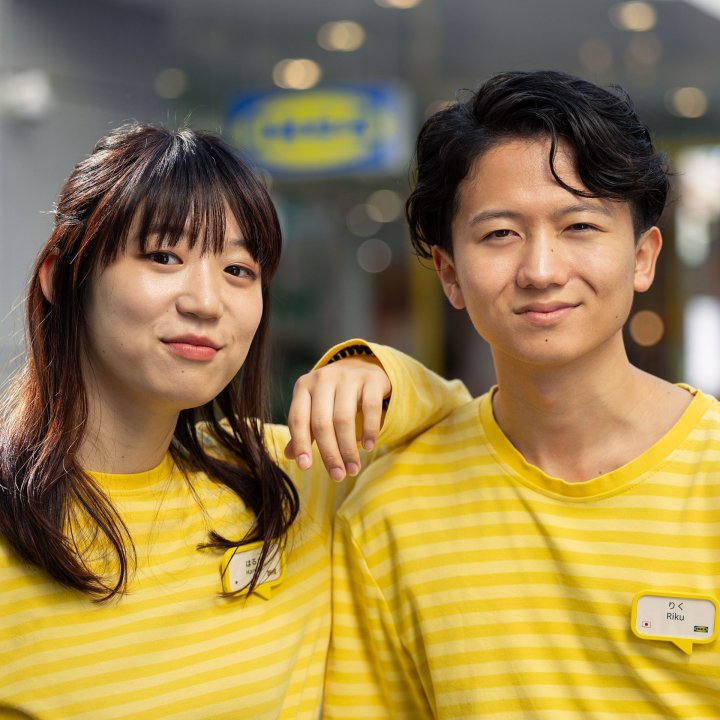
[375,0,423,8]
[0,69,53,121]
[665,86,708,118]
[682,0,720,21]
[675,147,720,266]
[357,238,393,273]
[272,58,322,90]
[684,296,720,394]
[629,310,664,347]
[155,68,188,99]
[609,1,657,31]
[625,33,662,71]
[366,189,404,223]
[347,204,382,237]
[317,21,366,51]
[578,39,613,73]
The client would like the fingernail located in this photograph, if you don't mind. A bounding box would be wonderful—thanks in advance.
[346,462,360,477]
[297,453,311,470]
[330,467,345,482]
[362,439,375,451]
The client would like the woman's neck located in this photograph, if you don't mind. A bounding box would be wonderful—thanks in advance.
[78,388,179,474]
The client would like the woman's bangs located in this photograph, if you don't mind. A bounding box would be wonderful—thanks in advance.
[131,171,229,256]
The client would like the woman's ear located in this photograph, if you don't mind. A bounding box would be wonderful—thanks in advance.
[38,250,59,303]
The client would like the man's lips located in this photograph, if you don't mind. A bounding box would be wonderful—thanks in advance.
[515,302,579,326]
[163,334,221,360]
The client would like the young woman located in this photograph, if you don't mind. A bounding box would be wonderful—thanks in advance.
[0,123,469,719]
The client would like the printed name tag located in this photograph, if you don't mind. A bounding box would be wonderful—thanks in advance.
[631,590,718,654]
[219,541,284,599]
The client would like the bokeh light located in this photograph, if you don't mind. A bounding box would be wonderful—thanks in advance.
[347,204,382,237]
[0,69,53,120]
[375,0,423,8]
[578,40,613,74]
[609,2,657,32]
[366,189,404,223]
[317,21,366,52]
[665,86,708,118]
[629,310,665,347]
[625,33,662,72]
[272,58,322,90]
[155,68,188,99]
[357,238,393,273]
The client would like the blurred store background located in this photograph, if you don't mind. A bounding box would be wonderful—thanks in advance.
[1,0,719,417]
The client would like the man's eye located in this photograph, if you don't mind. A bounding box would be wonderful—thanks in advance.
[484,229,515,240]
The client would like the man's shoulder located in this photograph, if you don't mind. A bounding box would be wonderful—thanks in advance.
[337,395,487,523]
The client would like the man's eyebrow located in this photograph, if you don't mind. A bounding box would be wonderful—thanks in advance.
[555,202,614,219]
[467,203,614,227]
[468,210,522,227]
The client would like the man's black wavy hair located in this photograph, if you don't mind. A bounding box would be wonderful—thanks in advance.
[406,70,669,257]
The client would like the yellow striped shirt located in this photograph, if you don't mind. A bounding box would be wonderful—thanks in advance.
[326,385,720,719]
[0,341,470,720]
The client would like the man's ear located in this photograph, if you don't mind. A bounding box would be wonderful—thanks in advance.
[431,246,466,310]
[38,250,59,304]
[634,226,662,293]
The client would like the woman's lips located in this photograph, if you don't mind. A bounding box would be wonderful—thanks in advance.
[163,335,220,361]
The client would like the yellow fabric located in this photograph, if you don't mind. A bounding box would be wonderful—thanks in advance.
[0,342,471,720]
[325,385,720,719]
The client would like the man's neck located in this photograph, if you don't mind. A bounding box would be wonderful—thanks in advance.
[491,349,692,483]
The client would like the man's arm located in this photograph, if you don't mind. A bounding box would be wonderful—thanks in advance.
[285,339,472,480]
[323,512,433,720]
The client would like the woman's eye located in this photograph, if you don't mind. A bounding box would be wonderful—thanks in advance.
[147,251,180,265]
[225,264,257,279]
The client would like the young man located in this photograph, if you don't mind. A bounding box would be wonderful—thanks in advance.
[323,71,720,719]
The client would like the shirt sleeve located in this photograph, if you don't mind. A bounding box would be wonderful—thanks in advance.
[322,513,432,719]
[266,339,472,531]
[313,338,472,450]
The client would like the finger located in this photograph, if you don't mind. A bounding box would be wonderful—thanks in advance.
[308,384,350,482]
[331,385,364,477]
[359,387,385,452]
[285,382,313,471]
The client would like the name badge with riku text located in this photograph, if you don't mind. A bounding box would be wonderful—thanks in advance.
[631,590,718,654]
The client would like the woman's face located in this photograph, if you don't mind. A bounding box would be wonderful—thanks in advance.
[80,210,264,418]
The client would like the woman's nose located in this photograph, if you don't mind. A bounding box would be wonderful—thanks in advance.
[175,261,223,319]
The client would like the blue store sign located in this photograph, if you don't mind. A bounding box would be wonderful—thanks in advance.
[227,84,412,178]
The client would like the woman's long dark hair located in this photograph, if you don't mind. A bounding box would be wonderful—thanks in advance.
[0,123,299,600]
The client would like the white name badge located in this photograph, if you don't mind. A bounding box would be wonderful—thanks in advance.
[631,590,719,654]
[219,541,284,599]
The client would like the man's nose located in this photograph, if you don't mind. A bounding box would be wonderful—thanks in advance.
[515,233,569,289]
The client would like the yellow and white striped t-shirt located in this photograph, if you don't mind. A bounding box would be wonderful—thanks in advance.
[0,342,471,720]
[326,385,720,720]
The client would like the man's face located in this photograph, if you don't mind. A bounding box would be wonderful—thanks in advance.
[432,137,661,372]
